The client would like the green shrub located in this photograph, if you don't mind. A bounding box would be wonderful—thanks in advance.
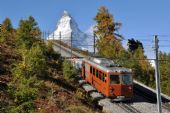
[75,88,86,100]
[9,42,45,112]
[8,76,41,113]
[8,100,35,113]
[26,43,46,78]
[63,60,78,82]
[14,43,47,79]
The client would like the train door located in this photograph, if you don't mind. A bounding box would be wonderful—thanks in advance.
[82,61,85,79]
[85,63,91,82]
[109,74,121,97]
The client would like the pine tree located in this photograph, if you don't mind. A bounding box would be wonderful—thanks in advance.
[127,38,143,53]
[94,6,124,59]
[16,16,41,49]
[127,39,155,86]
[2,18,13,32]
[0,18,14,43]
[8,17,45,112]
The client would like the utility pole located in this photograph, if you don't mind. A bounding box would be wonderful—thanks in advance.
[53,32,54,40]
[44,31,46,40]
[41,31,43,41]
[59,32,61,54]
[42,31,44,40]
[45,31,47,40]
[71,32,73,58]
[93,33,96,56]
[0,24,2,32]
[47,31,50,39]
[42,31,44,41]
[154,35,162,113]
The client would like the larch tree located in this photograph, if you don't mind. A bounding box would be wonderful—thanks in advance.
[94,6,124,59]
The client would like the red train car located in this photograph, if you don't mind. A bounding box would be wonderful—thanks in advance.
[81,57,133,101]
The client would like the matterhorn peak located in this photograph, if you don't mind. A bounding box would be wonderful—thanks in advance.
[48,10,93,51]
[63,10,70,17]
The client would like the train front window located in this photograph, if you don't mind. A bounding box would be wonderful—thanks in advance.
[121,74,132,85]
[110,75,120,84]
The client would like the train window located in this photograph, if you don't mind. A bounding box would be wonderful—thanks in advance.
[90,66,92,74]
[98,71,100,79]
[93,68,95,75]
[110,75,120,84]
[102,73,105,82]
[100,72,103,81]
[104,74,107,82]
[121,74,132,85]
[99,72,102,80]
[96,70,99,78]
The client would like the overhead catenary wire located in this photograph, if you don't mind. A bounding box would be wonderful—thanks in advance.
[42,31,170,55]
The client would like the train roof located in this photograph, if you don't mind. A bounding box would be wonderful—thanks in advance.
[83,57,132,73]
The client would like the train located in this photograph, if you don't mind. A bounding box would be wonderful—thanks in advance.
[81,57,133,101]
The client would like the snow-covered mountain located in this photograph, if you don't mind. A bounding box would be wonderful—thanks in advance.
[48,11,94,51]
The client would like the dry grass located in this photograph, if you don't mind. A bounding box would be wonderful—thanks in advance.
[66,105,96,113]
[35,76,101,113]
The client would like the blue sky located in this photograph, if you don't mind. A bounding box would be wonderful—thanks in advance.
[0,0,170,57]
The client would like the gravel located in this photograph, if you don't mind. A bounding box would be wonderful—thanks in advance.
[79,80,170,113]
[130,93,170,113]
[90,92,103,99]
[82,84,96,92]
[98,99,126,113]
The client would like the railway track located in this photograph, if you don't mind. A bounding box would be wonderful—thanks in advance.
[116,103,142,113]
[134,88,170,112]
[162,103,170,112]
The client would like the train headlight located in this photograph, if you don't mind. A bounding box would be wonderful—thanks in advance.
[110,89,113,93]
[128,86,132,90]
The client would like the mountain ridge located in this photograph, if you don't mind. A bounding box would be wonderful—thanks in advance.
[48,10,94,51]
